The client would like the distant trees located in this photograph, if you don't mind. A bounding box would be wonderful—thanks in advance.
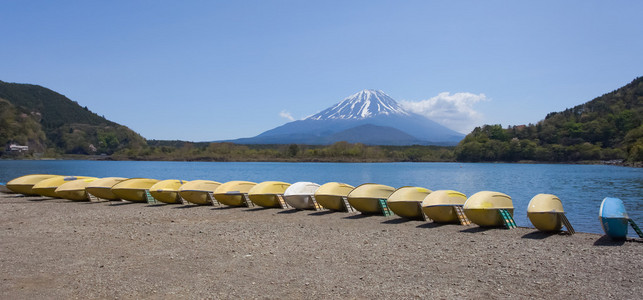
[112,141,455,162]
[455,77,643,163]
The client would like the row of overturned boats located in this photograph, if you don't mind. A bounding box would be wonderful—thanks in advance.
[4,174,641,240]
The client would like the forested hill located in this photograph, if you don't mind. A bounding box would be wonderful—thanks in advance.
[0,80,146,156]
[455,77,643,163]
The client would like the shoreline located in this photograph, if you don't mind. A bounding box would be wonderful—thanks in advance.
[1,156,641,168]
[1,192,641,298]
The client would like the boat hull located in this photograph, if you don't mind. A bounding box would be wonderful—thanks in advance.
[111,178,160,203]
[347,197,382,214]
[32,187,60,198]
[178,180,221,205]
[32,176,92,198]
[314,195,345,211]
[464,209,514,227]
[388,201,424,219]
[86,187,120,200]
[150,191,182,204]
[599,197,629,239]
[284,195,315,210]
[600,217,629,239]
[249,194,281,208]
[55,178,98,201]
[112,189,147,202]
[86,177,127,200]
[528,212,563,232]
[179,190,211,205]
[56,189,90,201]
[6,174,59,195]
[214,193,246,206]
[423,205,460,223]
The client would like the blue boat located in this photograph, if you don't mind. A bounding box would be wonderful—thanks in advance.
[599,197,629,239]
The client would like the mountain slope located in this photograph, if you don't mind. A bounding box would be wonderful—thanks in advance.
[455,76,643,162]
[0,80,146,156]
[234,90,464,145]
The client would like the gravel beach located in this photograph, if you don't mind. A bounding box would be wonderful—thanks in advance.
[1,192,641,299]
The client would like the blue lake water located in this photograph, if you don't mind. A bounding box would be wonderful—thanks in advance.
[1,160,641,236]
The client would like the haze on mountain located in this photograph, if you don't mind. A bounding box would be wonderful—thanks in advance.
[231,90,465,146]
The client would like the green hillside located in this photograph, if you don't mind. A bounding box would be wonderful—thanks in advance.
[0,80,146,157]
[455,77,643,163]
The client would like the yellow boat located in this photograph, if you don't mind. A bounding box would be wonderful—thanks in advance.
[85,177,128,200]
[347,183,396,214]
[248,181,291,208]
[6,174,60,195]
[55,177,99,201]
[32,176,93,198]
[421,190,467,223]
[463,191,514,227]
[213,181,257,206]
[149,180,188,204]
[111,178,160,202]
[178,180,222,205]
[314,182,355,211]
[527,194,566,232]
[387,186,432,220]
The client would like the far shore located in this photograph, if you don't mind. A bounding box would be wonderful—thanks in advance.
[1,155,641,168]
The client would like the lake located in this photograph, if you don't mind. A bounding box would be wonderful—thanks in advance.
[1,160,641,237]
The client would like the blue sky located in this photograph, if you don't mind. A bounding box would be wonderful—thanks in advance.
[2,1,642,141]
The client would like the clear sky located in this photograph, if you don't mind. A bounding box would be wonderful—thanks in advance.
[2,1,642,141]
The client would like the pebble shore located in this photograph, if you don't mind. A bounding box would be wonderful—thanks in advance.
[1,192,641,299]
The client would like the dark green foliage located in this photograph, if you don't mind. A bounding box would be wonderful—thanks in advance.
[456,77,643,162]
[114,141,456,162]
[0,80,146,157]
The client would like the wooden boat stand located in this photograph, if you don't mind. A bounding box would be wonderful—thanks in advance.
[341,196,355,213]
[499,209,517,229]
[241,194,254,207]
[144,189,157,204]
[276,195,290,209]
[559,213,575,234]
[207,192,220,206]
[453,206,471,225]
[378,199,393,216]
[87,193,102,203]
[628,219,643,238]
[309,195,324,211]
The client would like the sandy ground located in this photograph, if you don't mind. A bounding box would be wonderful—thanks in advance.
[1,192,641,299]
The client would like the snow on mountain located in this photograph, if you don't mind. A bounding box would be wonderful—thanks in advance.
[307,89,409,120]
[230,89,465,145]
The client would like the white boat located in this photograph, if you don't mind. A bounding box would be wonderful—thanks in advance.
[283,182,321,210]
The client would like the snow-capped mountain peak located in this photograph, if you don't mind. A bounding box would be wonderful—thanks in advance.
[306,89,410,120]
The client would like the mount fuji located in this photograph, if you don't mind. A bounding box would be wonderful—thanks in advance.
[232,90,465,145]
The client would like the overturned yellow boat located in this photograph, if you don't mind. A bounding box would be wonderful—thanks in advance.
[248,181,291,208]
[347,183,396,214]
[527,194,567,232]
[178,180,222,205]
[314,182,355,211]
[55,177,99,201]
[6,174,60,195]
[387,186,432,220]
[111,178,160,202]
[463,191,514,227]
[85,177,128,200]
[421,190,468,223]
[32,176,93,198]
[148,179,188,204]
[213,181,257,206]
